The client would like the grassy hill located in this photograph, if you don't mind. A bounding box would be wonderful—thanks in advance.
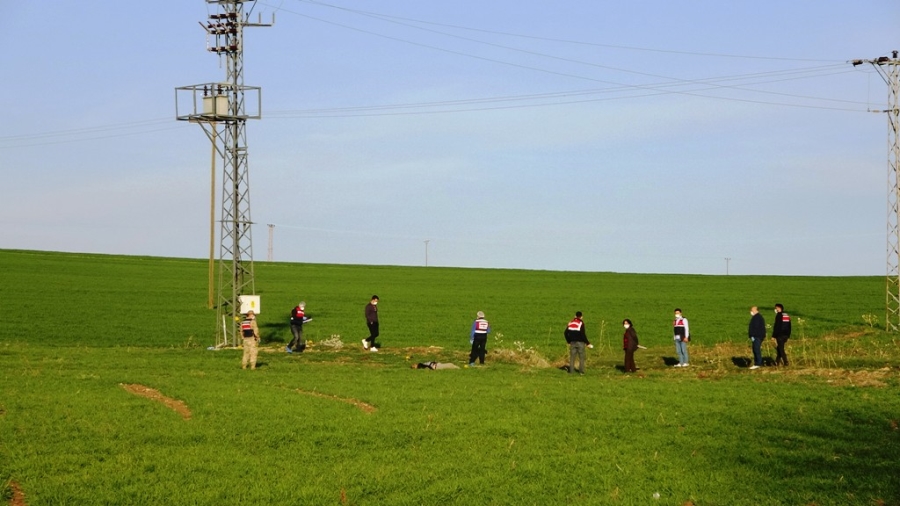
[1,249,898,505]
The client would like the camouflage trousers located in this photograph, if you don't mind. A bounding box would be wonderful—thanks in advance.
[242,338,259,369]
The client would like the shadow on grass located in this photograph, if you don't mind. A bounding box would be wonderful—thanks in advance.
[260,322,289,344]
[731,356,778,368]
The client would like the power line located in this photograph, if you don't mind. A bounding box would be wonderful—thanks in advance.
[0,2,880,149]
[290,0,841,64]
[287,0,840,85]
[264,1,870,111]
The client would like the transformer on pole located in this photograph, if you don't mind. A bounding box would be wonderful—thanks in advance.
[853,51,900,331]
[176,1,272,347]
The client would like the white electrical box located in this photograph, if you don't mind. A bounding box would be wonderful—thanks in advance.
[239,295,261,315]
[202,95,228,116]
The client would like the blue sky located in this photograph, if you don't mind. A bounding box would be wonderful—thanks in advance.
[1,1,897,275]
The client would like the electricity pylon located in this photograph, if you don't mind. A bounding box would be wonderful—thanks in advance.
[853,51,900,331]
[176,1,272,346]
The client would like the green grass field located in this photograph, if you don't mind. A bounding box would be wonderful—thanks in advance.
[1,249,898,505]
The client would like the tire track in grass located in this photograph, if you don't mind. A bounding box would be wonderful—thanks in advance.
[120,384,191,420]
[295,389,376,414]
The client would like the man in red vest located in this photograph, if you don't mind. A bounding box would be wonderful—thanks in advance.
[241,310,260,370]
[772,303,792,366]
[673,308,690,367]
[287,301,312,353]
[565,311,593,374]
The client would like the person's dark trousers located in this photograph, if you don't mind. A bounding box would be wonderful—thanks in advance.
[469,335,487,364]
[751,337,763,366]
[624,349,636,372]
[366,321,380,348]
[774,337,789,366]
[288,325,305,352]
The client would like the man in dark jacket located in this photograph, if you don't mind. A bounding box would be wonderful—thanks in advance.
[564,311,592,375]
[748,306,766,370]
[772,303,792,366]
[363,295,379,352]
[287,301,312,353]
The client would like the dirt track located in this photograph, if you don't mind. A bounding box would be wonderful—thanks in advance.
[120,383,192,420]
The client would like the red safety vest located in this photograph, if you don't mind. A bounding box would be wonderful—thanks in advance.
[241,320,255,338]
[673,318,687,336]
[567,319,584,332]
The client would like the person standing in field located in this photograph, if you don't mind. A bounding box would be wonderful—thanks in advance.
[622,319,639,373]
[672,308,690,367]
[748,306,766,370]
[772,303,792,366]
[468,311,491,366]
[241,310,260,370]
[565,311,593,374]
[362,295,379,352]
[287,301,312,353]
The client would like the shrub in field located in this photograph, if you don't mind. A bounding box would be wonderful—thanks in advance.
[489,333,552,368]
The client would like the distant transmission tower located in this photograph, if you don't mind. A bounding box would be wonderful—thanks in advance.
[176,1,272,347]
[853,51,900,331]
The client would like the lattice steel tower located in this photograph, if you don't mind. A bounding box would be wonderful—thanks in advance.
[176,1,272,346]
[854,51,900,331]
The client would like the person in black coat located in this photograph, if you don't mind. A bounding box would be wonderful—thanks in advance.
[622,319,638,373]
[772,303,792,366]
[748,306,766,369]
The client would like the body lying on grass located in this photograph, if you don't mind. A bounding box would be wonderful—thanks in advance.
[411,361,460,370]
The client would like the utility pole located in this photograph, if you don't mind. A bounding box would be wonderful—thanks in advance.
[176,1,273,347]
[853,51,900,331]
[725,257,731,276]
[267,224,274,262]
[424,240,430,267]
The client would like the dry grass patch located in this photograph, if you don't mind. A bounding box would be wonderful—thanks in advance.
[492,348,552,368]
[657,341,899,387]
[120,384,192,420]
[777,367,894,388]
[400,346,444,356]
